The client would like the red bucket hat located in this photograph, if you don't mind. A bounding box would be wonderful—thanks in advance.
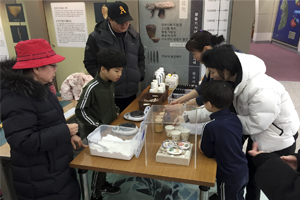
[12,39,65,69]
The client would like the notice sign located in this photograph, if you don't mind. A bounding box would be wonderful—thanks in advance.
[0,16,9,60]
[51,2,88,48]
[203,0,230,42]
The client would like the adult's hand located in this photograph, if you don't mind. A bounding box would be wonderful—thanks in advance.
[281,155,298,170]
[67,123,78,136]
[170,98,183,105]
[164,104,183,112]
[248,142,265,157]
[71,135,88,150]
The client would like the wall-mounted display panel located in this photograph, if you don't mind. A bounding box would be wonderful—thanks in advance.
[94,2,113,23]
[6,3,25,22]
[51,2,88,48]
[140,0,231,90]
[272,0,300,47]
[10,25,29,43]
[0,16,9,60]
[139,0,202,90]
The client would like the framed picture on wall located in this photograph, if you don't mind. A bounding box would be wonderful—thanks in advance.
[6,4,25,22]
[10,26,29,43]
[94,3,113,23]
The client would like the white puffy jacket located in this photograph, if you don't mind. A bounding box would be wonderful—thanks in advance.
[188,52,299,152]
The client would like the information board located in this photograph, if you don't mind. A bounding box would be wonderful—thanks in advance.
[51,2,88,48]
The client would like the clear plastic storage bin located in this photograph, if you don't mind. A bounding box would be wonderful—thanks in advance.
[143,105,199,168]
[87,125,142,160]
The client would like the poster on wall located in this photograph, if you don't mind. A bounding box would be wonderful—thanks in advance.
[94,3,113,23]
[51,2,88,48]
[272,0,300,47]
[203,0,230,40]
[198,0,231,79]
[139,0,231,88]
[10,25,29,43]
[6,3,25,22]
[0,16,9,60]
[139,0,201,88]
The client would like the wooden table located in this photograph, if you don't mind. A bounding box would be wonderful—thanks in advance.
[69,87,217,200]
[57,97,77,121]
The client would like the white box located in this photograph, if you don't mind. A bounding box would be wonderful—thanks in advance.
[156,144,193,166]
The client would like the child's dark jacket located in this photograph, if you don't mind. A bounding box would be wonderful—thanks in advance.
[75,71,118,135]
[201,109,248,182]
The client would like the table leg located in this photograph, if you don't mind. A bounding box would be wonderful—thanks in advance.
[199,186,210,200]
[78,169,90,200]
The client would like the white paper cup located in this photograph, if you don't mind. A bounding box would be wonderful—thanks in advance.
[165,125,175,137]
[181,128,190,141]
[171,130,181,142]
[159,112,165,116]
[156,115,163,120]
[175,126,183,131]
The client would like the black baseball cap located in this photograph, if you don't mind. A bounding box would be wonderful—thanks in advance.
[108,1,133,24]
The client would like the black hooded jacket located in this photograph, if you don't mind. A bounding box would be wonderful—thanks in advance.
[253,150,300,200]
[83,19,145,98]
[0,67,80,200]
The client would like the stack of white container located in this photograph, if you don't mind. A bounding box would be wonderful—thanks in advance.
[150,80,166,93]
[150,67,179,92]
[150,68,166,93]
[165,73,179,90]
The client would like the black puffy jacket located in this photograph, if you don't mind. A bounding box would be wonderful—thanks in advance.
[84,19,145,98]
[1,69,80,200]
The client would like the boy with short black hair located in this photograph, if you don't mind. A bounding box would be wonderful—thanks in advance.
[199,80,248,200]
[76,49,126,200]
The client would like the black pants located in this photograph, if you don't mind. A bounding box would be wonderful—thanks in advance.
[91,171,106,198]
[115,94,136,113]
[245,133,298,200]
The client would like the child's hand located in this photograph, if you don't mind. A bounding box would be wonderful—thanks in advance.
[173,116,184,126]
[67,123,78,136]
[71,135,88,150]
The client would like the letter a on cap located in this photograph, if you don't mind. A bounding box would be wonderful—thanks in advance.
[119,6,126,14]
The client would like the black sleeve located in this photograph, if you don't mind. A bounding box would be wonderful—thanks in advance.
[253,153,300,199]
[195,74,210,106]
[137,35,145,81]
[195,95,204,106]
[296,149,300,172]
[83,34,99,78]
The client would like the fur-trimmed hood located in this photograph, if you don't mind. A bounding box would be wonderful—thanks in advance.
[1,64,48,99]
